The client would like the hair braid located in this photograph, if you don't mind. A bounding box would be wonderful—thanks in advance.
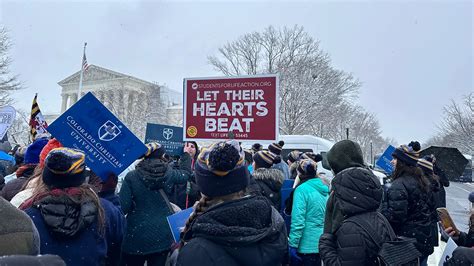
[179,195,212,247]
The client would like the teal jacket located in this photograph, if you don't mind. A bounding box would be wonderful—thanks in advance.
[289,177,329,254]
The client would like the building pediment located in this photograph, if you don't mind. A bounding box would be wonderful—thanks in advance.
[58,65,155,87]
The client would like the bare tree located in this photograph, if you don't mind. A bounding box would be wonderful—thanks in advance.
[8,109,30,146]
[0,26,21,106]
[105,84,168,141]
[428,93,473,154]
[208,25,360,135]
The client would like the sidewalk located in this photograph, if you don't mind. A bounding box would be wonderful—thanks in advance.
[428,238,446,266]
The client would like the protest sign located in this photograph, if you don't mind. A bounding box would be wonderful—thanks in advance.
[439,238,458,266]
[376,145,396,174]
[144,123,184,156]
[0,106,16,140]
[282,179,295,190]
[281,188,293,212]
[183,75,279,141]
[47,92,147,180]
[167,207,194,242]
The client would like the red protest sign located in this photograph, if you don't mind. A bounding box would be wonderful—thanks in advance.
[183,75,279,141]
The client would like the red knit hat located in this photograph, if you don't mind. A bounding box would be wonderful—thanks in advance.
[39,138,63,168]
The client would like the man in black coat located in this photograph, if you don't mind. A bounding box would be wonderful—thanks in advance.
[319,140,393,266]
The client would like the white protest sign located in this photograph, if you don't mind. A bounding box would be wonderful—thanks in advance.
[0,106,16,140]
[439,237,458,266]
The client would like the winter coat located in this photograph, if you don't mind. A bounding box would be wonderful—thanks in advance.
[436,165,449,208]
[272,161,291,180]
[319,167,393,266]
[25,194,125,266]
[0,197,40,256]
[177,196,288,266]
[119,155,190,255]
[445,247,474,266]
[453,213,474,247]
[427,174,441,247]
[289,178,328,254]
[381,174,434,257]
[289,162,298,179]
[1,164,36,201]
[166,159,200,209]
[0,255,65,266]
[251,168,285,209]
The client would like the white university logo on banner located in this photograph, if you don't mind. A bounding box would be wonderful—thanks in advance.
[163,128,173,140]
[98,120,122,141]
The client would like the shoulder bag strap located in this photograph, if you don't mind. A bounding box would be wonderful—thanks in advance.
[159,189,174,213]
[346,213,384,249]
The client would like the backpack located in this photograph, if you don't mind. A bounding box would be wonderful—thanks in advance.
[345,212,422,266]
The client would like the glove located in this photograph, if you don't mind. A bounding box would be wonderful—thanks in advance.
[289,246,301,262]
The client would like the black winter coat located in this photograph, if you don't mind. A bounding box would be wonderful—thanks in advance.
[177,196,288,266]
[119,155,190,255]
[381,174,434,257]
[319,167,393,266]
[250,168,284,209]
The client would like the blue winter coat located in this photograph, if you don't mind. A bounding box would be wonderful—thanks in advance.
[25,195,125,266]
[289,177,328,254]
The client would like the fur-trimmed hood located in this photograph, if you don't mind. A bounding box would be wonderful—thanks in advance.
[252,168,285,185]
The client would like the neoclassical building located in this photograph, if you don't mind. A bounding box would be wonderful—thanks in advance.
[57,65,183,138]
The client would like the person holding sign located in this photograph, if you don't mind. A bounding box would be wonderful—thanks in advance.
[177,140,288,266]
[381,142,434,265]
[119,142,192,266]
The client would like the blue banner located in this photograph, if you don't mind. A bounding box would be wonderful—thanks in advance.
[47,92,147,181]
[145,123,184,156]
[167,207,194,242]
[376,145,396,174]
[281,188,293,212]
[282,179,295,190]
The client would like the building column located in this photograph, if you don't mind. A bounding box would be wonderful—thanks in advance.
[61,94,68,113]
[69,93,78,108]
[109,90,117,114]
[123,90,130,118]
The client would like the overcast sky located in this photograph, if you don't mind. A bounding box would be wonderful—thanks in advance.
[0,0,472,145]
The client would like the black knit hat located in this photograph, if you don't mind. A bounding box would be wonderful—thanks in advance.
[287,150,302,163]
[392,141,421,167]
[417,157,434,175]
[251,143,263,154]
[268,140,284,155]
[297,159,318,177]
[142,142,166,159]
[302,152,323,163]
[253,150,281,169]
[42,148,86,189]
[195,140,249,197]
[327,140,365,174]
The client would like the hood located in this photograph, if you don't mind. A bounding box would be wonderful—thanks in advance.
[187,196,287,265]
[36,194,98,238]
[252,168,285,191]
[332,167,382,216]
[136,158,169,190]
[304,178,330,196]
[327,140,365,174]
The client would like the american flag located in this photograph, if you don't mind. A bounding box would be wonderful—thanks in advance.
[82,53,90,71]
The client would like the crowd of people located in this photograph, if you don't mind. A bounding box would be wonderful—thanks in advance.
[0,134,472,266]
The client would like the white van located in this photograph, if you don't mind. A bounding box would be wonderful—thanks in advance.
[241,135,335,178]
